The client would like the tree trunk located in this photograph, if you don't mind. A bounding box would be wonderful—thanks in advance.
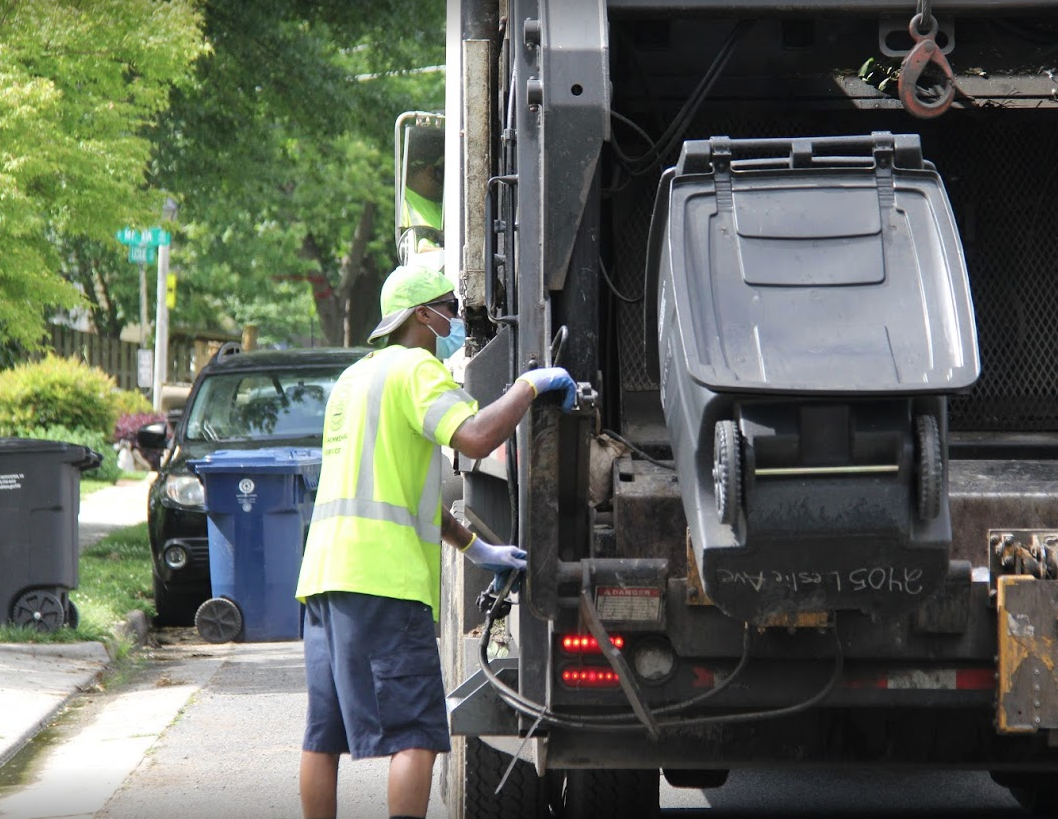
[336,202,376,346]
[300,233,343,346]
[302,203,379,347]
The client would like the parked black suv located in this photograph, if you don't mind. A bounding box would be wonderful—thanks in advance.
[138,344,369,625]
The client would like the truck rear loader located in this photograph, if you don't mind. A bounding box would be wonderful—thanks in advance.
[403,2,1058,816]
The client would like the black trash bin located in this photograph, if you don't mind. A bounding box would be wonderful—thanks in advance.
[649,133,979,624]
[0,438,102,632]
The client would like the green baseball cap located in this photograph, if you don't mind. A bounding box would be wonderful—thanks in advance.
[368,264,454,344]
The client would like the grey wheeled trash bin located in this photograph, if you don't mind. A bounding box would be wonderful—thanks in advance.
[0,438,102,632]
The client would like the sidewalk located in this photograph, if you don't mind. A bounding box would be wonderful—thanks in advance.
[0,476,152,768]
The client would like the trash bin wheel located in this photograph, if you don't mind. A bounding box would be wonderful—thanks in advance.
[11,590,66,633]
[195,597,243,643]
[915,414,943,522]
[713,420,743,526]
[65,600,79,630]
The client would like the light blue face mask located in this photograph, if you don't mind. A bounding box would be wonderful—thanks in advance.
[427,306,466,360]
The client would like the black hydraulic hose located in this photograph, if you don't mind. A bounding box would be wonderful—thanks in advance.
[661,627,844,729]
[476,583,845,732]
[601,429,674,471]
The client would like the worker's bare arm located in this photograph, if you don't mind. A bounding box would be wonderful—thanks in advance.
[448,380,535,459]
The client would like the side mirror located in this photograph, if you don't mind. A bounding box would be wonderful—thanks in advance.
[136,421,169,451]
[395,115,445,247]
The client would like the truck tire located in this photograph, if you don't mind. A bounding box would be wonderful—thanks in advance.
[455,736,544,819]
[560,768,660,819]
[1008,783,1058,817]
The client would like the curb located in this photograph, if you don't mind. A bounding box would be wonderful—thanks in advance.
[0,611,152,769]
[0,642,109,769]
[0,641,110,661]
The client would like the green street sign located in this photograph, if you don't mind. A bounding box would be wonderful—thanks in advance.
[116,226,170,247]
[143,227,171,246]
[128,245,157,264]
[116,227,140,245]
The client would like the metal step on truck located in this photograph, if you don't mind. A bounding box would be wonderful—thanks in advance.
[394,2,1058,817]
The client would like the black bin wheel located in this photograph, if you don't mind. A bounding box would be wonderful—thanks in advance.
[11,590,66,633]
[195,597,243,643]
[915,414,943,522]
[713,420,743,526]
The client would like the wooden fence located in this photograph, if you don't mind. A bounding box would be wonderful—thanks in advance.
[48,325,197,392]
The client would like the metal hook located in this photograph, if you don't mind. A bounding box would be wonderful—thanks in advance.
[898,13,955,119]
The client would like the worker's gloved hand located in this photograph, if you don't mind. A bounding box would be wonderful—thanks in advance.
[491,569,522,596]
[516,366,576,412]
[462,536,527,575]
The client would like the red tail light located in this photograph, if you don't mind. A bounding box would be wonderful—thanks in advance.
[560,667,621,688]
[560,634,625,653]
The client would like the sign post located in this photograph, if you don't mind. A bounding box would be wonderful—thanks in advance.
[117,224,174,410]
[153,240,171,412]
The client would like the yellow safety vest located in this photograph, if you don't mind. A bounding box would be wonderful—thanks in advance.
[402,188,443,231]
[295,345,477,618]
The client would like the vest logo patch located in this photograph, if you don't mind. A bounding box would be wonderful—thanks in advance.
[328,396,347,433]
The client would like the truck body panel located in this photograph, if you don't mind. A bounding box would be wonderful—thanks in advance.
[431,2,1058,815]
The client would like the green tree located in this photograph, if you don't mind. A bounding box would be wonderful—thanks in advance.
[0,0,207,350]
[150,0,445,348]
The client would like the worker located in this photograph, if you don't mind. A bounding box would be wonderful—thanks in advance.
[400,126,445,261]
[295,263,576,819]
[402,156,443,232]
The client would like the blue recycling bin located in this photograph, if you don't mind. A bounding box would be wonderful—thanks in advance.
[188,448,321,643]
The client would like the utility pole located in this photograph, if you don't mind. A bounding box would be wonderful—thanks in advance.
[152,244,169,412]
[151,198,178,413]
[139,265,149,348]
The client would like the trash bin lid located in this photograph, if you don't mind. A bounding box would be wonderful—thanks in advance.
[189,447,322,475]
[0,437,101,469]
[654,133,980,395]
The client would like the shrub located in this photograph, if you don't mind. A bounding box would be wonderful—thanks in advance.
[113,411,167,445]
[0,355,118,438]
[111,389,153,418]
[22,425,123,483]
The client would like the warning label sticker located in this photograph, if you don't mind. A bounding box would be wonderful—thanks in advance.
[595,586,662,622]
[0,473,25,491]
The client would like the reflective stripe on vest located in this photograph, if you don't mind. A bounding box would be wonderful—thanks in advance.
[309,352,469,545]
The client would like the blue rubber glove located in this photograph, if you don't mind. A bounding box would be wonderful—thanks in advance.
[462,536,527,574]
[516,366,577,412]
[491,570,522,596]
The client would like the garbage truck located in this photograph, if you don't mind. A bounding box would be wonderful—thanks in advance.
[395,2,1058,817]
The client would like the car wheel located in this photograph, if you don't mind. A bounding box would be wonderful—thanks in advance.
[152,574,198,627]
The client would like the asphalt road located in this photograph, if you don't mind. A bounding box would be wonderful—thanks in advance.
[0,630,1026,819]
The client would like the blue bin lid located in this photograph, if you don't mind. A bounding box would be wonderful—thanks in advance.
[189,447,322,476]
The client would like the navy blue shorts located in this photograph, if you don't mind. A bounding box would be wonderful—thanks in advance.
[302,591,451,759]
